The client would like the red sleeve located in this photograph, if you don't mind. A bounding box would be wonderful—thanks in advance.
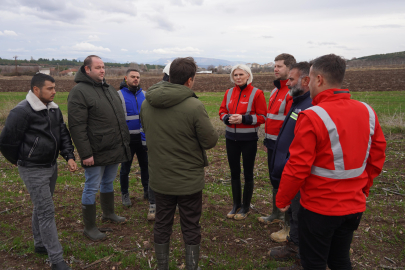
[284,94,293,115]
[252,90,267,125]
[219,89,229,121]
[363,113,387,196]
[276,113,317,208]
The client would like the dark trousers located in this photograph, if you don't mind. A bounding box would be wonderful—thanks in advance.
[298,206,363,270]
[287,192,301,246]
[119,139,155,204]
[226,139,257,184]
[154,191,202,245]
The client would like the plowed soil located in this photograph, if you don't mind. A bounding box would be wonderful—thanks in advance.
[1,68,404,92]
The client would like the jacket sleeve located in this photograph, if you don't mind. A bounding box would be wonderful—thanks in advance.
[276,114,317,208]
[245,90,267,125]
[0,108,29,165]
[67,89,93,160]
[285,94,293,115]
[363,113,386,196]
[196,102,218,150]
[219,90,230,125]
[58,109,75,162]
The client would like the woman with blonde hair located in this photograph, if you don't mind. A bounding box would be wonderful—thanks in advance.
[219,64,267,220]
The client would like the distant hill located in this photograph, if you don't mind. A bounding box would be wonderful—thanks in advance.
[354,51,405,61]
[150,57,246,68]
[348,51,405,68]
[76,56,118,63]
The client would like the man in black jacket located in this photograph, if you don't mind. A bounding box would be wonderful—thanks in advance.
[266,62,312,269]
[0,73,77,270]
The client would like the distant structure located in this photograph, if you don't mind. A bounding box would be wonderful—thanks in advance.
[196,70,212,74]
[39,68,51,75]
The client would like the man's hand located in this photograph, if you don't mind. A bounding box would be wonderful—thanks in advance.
[278,205,290,212]
[83,156,94,166]
[67,159,78,172]
[229,114,242,124]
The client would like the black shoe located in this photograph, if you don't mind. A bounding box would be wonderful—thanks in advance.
[51,261,72,270]
[34,246,48,255]
[234,182,254,220]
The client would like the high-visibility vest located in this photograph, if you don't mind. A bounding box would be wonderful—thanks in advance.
[264,79,292,141]
[307,102,375,179]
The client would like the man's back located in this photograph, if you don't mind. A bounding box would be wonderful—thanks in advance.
[140,81,218,195]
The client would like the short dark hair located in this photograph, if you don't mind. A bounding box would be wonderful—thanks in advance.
[311,54,346,86]
[31,73,55,90]
[126,68,140,76]
[290,62,311,77]
[274,53,296,69]
[84,55,101,68]
[169,57,197,85]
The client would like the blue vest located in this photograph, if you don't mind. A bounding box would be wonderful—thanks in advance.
[118,87,146,144]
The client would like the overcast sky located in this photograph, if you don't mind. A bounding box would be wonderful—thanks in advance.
[1,0,404,64]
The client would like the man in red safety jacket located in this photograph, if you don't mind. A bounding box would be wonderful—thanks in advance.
[276,54,386,270]
[259,53,296,225]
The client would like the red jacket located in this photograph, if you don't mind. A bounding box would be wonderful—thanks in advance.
[264,79,293,143]
[219,83,267,141]
[276,89,386,216]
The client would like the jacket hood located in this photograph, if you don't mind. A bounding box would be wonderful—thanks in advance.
[119,78,127,89]
[74,65,108,86]
[145,81,197,109]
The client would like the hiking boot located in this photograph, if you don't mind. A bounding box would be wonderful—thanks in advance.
[82,204,107,241]
[147,204,156,221]
[234,182,253,220]
[34,246,47,255]
[258,188,284,224]
[269,241,299,261]
[155,242,170,270]
[227,177,242,219]
[122,193,132,207]
[185,244,201,270]
[270,213,290,243]
[100,192,126,223]
[51,261,72,270]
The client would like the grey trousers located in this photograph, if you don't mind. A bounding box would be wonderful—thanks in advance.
[18,164,64,264]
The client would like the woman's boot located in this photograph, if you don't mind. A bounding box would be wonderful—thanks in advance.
[227,178,242,219]
[234,182,253,220]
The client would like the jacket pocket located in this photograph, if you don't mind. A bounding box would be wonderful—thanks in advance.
[28,137,39,158]
[88,127,117,152]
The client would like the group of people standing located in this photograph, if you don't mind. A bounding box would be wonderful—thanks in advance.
[219,53,386,270]
[0,52,387,270]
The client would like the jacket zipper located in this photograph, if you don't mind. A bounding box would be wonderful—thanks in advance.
[233,88,244,139]
[28,137,39,158]
[47,109,58,162]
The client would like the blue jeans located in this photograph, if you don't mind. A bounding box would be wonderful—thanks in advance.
[82,164,119,205]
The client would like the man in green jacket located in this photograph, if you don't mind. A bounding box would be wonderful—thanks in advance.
[140,57,218,270]
[68,55,131,242]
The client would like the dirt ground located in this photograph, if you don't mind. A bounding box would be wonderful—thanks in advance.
[0,68,404,93]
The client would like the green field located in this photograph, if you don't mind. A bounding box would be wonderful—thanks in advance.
[0,91,404,269]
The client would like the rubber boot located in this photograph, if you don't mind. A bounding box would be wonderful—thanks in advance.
[270,211,291,243]
[155,242,170,270]
[234,181,253,220]
[226,178,242,219]
[82,204,107,241]
[100,192,126,223]
[269,240,299,261]
[185,244,201,270]
[51,261,72,270]
[258,188,284,224]
[121,192,132,207]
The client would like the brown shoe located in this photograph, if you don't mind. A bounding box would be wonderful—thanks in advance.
[269,241,299,261]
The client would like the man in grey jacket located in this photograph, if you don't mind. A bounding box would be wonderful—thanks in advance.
[0,73,76,270]
[68,55,131,242]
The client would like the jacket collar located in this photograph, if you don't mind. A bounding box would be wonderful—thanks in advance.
[312,89,351,106]
[292,91,311,103]
[273,79,288,90]
[234,83,253,92]
[26,90,59,111]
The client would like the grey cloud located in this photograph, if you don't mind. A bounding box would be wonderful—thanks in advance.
[263,36,273,39]
[146,15,175,32]
[363,24,403,28]
[319,42,337,46]
[185,0,204,5]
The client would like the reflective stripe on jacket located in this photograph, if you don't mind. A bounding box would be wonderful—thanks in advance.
[264,79,293,143]
[219,83,267,141]
[276,89,386,216]
[118,87,146,145]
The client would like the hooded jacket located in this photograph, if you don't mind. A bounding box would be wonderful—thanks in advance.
[140,81,218,195]
[0,90,75,167]
[276,89,386,216]
[67,66,131,166]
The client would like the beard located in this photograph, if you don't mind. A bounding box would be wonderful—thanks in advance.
[288,77,304,97]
